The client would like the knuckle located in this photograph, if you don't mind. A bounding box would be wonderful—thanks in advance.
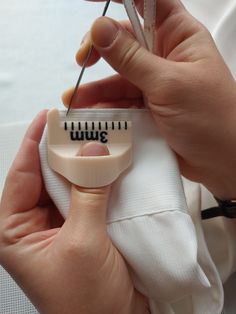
[61,232,98,261]
[78,186,109,196]
[74,186,109,210]
[30,207,49,228]
[153,68,187,102]
[63,237,84,258]
[118,40,142,73]
[0,208,49,248]
[0,218,17,246]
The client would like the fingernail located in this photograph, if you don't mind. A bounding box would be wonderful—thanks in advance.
[91,17,119,48]
[80,32,90,46]
[77,33,91,65]
[79,142,110,156]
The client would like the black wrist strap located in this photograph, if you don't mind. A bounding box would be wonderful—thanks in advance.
[202,198,236,220]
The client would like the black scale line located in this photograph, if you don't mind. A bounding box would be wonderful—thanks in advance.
[64,119,129,132]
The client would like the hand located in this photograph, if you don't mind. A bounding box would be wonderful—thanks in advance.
[0,111,149,314]
[63,0,236,200]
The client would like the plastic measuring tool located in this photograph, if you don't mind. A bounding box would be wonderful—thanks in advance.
[47,0,157,187]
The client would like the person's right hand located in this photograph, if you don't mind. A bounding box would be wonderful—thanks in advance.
[63,0,236,200]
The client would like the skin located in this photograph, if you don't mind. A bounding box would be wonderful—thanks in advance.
[1,0,236,313]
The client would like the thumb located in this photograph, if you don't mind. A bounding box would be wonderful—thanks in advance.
[90,17,170,94]
[67,142,110,234]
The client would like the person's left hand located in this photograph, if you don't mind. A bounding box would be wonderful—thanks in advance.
[0,111,149,314]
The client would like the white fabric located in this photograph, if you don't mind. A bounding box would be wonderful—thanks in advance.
[213,2,236,80]
[39,109,222,313]
[1,0,236,313]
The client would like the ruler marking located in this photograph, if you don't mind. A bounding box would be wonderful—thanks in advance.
[64,120,130,132]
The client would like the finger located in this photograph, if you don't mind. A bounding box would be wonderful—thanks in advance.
[63,97,143,109]
[64,143,111,235]
[76,32,101,67]
[82,100,143,108]
[154,0,185,27]
[76,20,135,67]
[90,17,174,95]
[62,75,142,108]
[1,110,48,215]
